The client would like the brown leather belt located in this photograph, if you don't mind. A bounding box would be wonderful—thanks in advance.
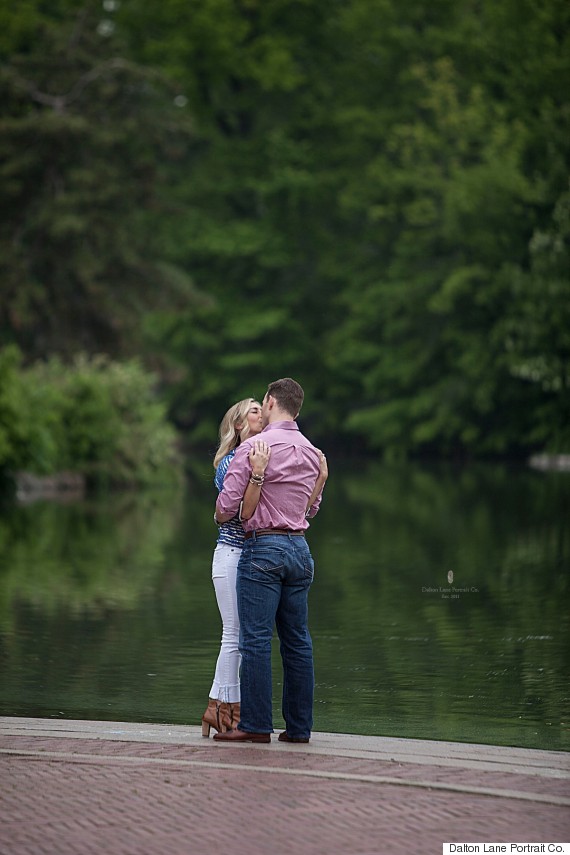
[244,529,305,539]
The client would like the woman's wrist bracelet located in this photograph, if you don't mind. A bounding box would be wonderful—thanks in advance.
[249,473,264,485]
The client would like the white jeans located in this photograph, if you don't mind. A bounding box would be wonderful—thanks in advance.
[209,543,241,703]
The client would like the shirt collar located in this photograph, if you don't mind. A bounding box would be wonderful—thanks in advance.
[262,420,299,432]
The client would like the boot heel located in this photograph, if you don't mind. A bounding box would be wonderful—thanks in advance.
[201,698,230,735]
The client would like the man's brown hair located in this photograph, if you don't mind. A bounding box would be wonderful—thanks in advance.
[266,377,304,418]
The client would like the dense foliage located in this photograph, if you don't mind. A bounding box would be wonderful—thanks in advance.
[0,346,180,485]
[1,0,568,458]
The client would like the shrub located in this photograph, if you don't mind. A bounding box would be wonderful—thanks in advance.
[0,348,181,487]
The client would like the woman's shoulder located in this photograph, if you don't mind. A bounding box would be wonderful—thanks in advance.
[215,449,236,486]
[217,449,236,471]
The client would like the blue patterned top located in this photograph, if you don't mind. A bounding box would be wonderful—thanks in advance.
[215,450,245,547]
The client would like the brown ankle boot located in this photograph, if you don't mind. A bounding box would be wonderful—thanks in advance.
[219,701,240,731]
[218,702,233,730]
[201,698,229,737]
[229,702,240,729]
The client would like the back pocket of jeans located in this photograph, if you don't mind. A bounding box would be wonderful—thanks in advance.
[250,546,285,575]
[303,553,315,580]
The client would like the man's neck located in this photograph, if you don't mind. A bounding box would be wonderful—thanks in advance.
[267,410,294,424]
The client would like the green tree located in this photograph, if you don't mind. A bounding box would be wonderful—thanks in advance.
[323,2,570,456]
[0,0,198,358]
[118,0,342,434]
[502,186,570,452]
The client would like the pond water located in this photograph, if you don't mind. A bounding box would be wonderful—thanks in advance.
[0,460,568,751]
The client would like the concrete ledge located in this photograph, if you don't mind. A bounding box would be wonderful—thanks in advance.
[2,716,568,777]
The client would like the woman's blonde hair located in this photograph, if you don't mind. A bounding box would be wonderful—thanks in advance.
[213,397,258,469]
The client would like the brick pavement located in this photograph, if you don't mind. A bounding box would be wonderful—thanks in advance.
[1,718,569,855]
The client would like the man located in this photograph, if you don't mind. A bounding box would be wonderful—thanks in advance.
[213,378,327,744]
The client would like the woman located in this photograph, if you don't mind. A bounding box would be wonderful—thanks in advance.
[202,398,271,736]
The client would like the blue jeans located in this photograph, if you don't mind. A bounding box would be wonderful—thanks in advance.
[236,533,315,739]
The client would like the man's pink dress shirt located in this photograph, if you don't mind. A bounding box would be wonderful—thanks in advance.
[216,420,323,532]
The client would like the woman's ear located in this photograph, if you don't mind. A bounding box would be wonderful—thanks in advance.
[235,423,243,432]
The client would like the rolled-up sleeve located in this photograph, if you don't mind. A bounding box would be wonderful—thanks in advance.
[216,443,251,519]
[306,490,323,518]
[305,446,324,518]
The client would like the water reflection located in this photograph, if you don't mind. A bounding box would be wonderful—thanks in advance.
[0,461,568,750]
